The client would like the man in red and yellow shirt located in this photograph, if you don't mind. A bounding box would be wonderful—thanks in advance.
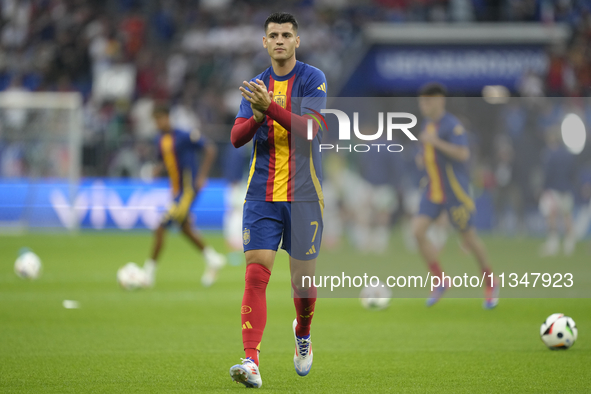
[228,12,327,388]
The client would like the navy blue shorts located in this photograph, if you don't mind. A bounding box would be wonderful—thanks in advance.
[242,201,324,260]
[418,191,474,232]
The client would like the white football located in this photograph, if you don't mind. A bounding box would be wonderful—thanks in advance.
[14,251,42,280]
[117,262,147,291]
[360,281,392,310]
[540,313,578,350]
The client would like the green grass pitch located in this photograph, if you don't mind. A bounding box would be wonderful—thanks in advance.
[1,232,590,393]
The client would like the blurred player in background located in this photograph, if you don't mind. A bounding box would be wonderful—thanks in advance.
[228,12,327,388]
[412,83,499,309]
[402,142,450,253]
[539,128,577,256]
[354,133,398,253]
[143,104,226,288]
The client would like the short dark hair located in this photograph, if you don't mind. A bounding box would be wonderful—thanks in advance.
[152,102,170,117]
[264,12,298,33]
[419,82,447,97]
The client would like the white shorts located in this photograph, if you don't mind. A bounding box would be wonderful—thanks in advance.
[402,188,421,215]
[539,190,574,217]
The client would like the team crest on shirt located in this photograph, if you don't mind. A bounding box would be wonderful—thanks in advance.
[243,228,250,245]
[274,94,286,108]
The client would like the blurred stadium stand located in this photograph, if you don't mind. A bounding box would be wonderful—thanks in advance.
[0,0,590,233]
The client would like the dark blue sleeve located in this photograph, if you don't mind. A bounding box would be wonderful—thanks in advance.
[301,67,327,116]
[442,118,468,147]
[236,95,254,119]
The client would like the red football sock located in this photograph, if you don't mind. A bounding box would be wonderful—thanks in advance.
[428,261,443,280]
[292,281,317,337]
[482,267,493,288]
[245,348,259,365]
[242,263,271,366]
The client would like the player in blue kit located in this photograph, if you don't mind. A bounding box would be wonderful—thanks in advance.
[142,104,226,288]
[412,83,499,309]
[228,12,327,388]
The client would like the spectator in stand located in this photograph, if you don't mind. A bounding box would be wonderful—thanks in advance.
[0,0,589,184]
[120,8,146,59]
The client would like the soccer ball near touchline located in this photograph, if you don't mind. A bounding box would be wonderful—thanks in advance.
[14,249,42,280]
[360,281,392,310]
[540,313,578,350]
[117,262,147,291]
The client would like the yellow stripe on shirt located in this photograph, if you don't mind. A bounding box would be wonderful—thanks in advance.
[446,164,475,211]
[423,123,444,203]
[246,143,257,194]
[176,170,196,220]
[272,79,290,201]
[161,134,180,196]
[310,144,324,214]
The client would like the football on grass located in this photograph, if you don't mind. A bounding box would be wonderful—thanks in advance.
[540,313,577,350]
[14,249,42,280]
[360,282,391,310]
[117,262,147,291]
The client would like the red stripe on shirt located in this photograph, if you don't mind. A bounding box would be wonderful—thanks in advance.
[265,76,276,201]
[285,75,295,201]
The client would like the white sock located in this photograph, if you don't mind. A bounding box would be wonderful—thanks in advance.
[203,246,215,258]
[203,246,226,270]
[547,232,560,247]
[373,226,389,254]
[563,233,576,255]
[144,259,157,279]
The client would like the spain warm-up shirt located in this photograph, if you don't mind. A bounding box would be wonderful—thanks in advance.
[157,129,205,198]
[422,112,473,209]
[236,61,327,202]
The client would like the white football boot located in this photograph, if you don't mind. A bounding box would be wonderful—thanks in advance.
[483,279,500,310]
[293,319,313,376]
[201,247,226,287]
[229,358,262,388]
